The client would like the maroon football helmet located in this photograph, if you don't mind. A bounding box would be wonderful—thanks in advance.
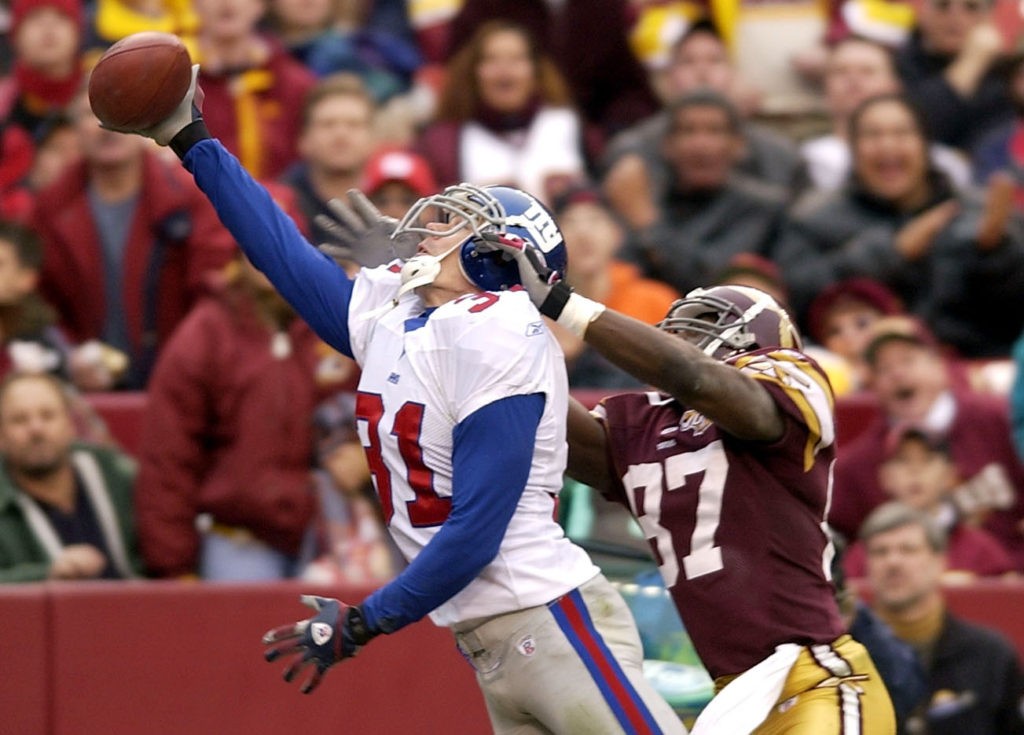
[657,285,802,359]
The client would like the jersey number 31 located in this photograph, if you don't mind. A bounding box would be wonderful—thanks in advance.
[356,392,451,527]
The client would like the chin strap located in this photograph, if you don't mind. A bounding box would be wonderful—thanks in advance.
[395,238,466,301]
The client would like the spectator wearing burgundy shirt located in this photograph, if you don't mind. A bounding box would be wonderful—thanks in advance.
[842,426,1015,579]
[830,316,1024,569]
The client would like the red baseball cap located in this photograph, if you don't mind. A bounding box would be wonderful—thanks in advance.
[807,277,903,346]
[362,148,437,199]
[10,0,84,35]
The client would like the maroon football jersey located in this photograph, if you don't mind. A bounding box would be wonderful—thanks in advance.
[595,348,845,679]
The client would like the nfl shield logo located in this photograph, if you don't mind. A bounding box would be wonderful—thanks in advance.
[311,622,333,646]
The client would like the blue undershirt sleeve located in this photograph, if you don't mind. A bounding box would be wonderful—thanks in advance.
[182,139,355,356]
[360,392,546,634]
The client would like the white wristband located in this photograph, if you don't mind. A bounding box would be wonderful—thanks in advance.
[556,293,606,338]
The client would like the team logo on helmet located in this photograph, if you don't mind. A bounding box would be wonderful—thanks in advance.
[657,285,801,359]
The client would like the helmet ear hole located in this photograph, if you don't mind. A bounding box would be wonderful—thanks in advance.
[460,236,520,291]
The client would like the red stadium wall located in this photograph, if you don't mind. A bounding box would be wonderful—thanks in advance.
[4,579,1024,735]
[2,581,491,735]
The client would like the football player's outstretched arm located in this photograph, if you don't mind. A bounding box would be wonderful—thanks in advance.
[480,234,784,442]
[567,397,614,492]
[583,309,785,442]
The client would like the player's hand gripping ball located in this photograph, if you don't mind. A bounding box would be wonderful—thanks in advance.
[88,32,193,131]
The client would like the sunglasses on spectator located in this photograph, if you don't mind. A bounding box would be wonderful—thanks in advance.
[929,0,988,12]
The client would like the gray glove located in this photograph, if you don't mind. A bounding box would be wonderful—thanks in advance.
[315,190,419,268]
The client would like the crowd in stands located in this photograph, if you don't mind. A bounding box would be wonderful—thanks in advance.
[3,0,1024,727]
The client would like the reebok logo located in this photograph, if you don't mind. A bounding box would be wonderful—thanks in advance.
[516,635,537,657]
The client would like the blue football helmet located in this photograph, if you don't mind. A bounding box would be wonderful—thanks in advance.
[392,183,567,292]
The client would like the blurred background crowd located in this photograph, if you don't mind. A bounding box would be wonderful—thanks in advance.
[4,0,1024,727]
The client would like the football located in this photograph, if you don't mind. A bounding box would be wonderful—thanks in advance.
[88,32,192,131]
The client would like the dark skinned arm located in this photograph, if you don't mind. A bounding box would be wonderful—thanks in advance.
[582,309,785,443]
[481,234,786,456]
[567,397,613,493]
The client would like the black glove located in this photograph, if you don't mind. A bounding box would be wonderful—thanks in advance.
[315,190,419,268]
[262,595,378,694]
[475,232,605,336]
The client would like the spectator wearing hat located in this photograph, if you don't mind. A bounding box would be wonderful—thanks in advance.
[300,391,403,586]
[281,73,379,249]
[805,277,904,394]
[841,426,1015,579]
[552,183,678,390]
[633,89,789,297]
[830,315,1024,570]
[0,0,84,141]
[0,0,84,222]
[360,146,437,220]
[714,252,790,308]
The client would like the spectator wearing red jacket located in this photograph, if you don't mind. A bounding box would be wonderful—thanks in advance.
[32,91,234,390]
[135,238,355,580]
[193,0,316,180]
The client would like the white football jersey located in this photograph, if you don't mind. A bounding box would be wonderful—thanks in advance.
[347,265,598,626]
